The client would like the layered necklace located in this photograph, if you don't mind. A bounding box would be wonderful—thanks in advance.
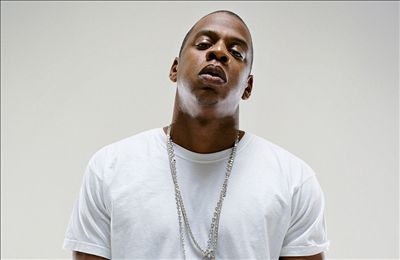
[166,125,240,260]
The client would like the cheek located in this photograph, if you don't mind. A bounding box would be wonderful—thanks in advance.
[178,55,196,75]
[230,65,249,86]
[240,73,250,86]
[177,68,192,87]
[230,70,250,96]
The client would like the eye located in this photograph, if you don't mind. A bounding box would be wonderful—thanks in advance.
[230,49,244,59]
[196,42,211,50]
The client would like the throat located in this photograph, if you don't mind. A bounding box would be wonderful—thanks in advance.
[164,125,243,154]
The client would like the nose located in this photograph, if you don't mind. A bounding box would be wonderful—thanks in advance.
[206,42,229,64]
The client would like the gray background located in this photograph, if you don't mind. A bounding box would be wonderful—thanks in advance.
[1,1,398,259]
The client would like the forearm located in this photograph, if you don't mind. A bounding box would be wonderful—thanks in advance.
[73,251,109,260]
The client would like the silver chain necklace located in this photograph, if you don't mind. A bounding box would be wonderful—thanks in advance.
[166,125,239,260]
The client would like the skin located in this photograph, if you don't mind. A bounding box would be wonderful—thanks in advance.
[73,251,107,260]
[279,254,324,260]
[165,12,253,153]
[73,12,324,260]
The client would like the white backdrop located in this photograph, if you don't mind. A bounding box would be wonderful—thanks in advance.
[1,1,398,259]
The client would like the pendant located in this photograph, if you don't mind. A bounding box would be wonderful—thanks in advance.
[203,250,215,260]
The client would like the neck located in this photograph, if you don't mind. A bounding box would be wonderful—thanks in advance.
[164,110,243,154]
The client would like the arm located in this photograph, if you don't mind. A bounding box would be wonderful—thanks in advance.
[73,251,109,260]
[63,152,112,259]
[280,169,329,258]
[279,252,324,260]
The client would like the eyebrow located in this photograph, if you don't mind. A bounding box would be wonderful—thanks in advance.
[193,29,249,50]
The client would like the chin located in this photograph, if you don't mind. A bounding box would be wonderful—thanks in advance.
[197,100,218,107]
[196,93,219,105]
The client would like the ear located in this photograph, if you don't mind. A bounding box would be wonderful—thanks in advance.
[169,57,179,82]
[241,74,253,100]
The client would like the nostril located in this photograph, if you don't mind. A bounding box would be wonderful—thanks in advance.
[207,52,217,61]
[207,51,228,63]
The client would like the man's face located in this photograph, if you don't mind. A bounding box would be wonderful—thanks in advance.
[170,13,253,118]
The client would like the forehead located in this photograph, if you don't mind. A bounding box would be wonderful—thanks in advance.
[189,13,251,45]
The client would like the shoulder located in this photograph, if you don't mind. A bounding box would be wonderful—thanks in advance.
[245,132,317,188]
[87,128,164,180]
[94,128,161,157]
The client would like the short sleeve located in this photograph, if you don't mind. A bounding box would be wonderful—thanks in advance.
[63,154,111,259]
[280,172,330,257]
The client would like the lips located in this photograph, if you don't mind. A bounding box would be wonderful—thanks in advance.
[198,64,227,83]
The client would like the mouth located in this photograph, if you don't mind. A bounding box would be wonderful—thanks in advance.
[198,64,227,84]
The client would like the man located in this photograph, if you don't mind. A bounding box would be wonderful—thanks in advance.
[63,10,329,260]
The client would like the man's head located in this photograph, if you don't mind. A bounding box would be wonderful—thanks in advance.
[179,10,254,71]
[169,10,254,119]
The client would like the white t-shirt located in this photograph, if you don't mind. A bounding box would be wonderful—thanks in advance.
[63,128,329,259]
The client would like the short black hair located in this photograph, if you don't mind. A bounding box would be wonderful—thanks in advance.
[178,10,254,70]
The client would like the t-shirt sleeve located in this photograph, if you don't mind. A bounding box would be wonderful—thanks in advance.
[63,153,111,259]
[280,168,330,257]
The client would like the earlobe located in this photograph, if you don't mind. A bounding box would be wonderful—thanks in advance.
[169,58,179,82]
[242,75,253,100]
